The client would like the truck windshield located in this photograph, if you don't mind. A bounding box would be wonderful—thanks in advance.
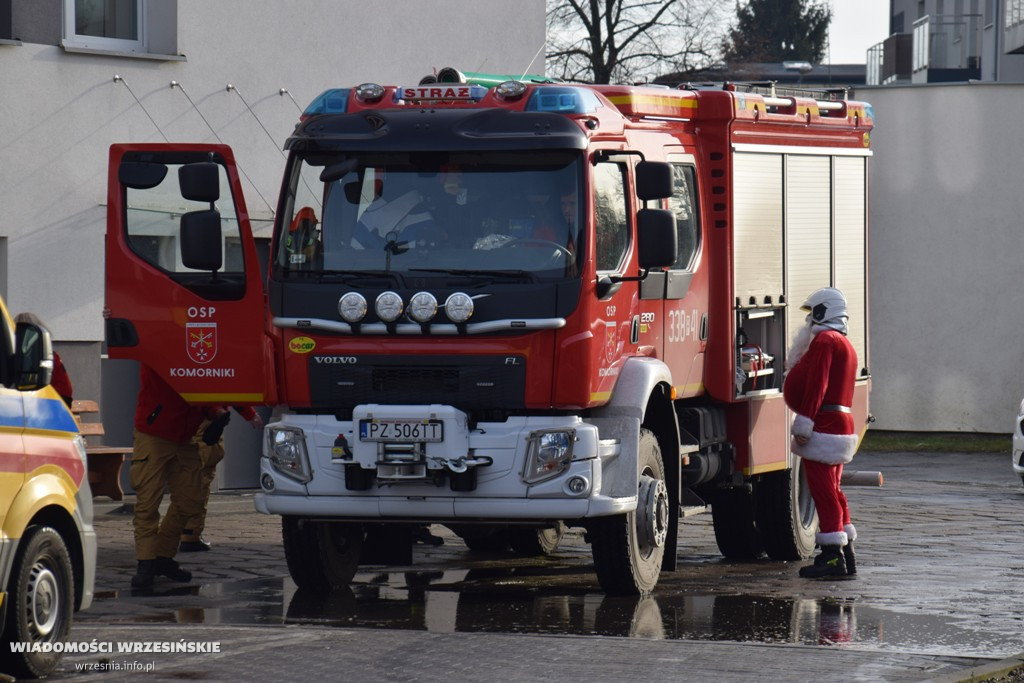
[275,151,582,282]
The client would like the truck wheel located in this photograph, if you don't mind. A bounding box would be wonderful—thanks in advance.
[590,429,667,595]
[282,516,330,590]
[755,458,817,560]
[711,486,764,560]
[508,523,565,556]
[0,526,74,679]
[317,522,364,589]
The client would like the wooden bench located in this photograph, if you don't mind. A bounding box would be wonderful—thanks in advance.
[72,400,133,501]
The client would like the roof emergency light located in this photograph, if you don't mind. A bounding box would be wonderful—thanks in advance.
[354,83,386,103]
[526,87,601,114]
[304,88,350,116]
[494,80,528,101]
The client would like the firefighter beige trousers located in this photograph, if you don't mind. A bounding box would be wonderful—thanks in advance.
[130,429,203,560]
[182,421,226,540]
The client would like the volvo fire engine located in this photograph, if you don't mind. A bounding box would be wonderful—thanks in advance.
[104,68,872,595]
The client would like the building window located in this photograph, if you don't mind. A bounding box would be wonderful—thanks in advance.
[64,0,143,52]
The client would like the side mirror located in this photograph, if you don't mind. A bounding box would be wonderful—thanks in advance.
[14,322,53,391]
[320,158,358,183]
[180,210,223,271]
[637,208,677,269]
[119,162,169,190]
[635,161,673,201]
[178,162,221,203]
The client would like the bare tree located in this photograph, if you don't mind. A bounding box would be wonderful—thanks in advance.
[546,0,727,84]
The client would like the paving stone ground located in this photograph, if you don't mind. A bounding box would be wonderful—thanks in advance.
[52,449,1024,682]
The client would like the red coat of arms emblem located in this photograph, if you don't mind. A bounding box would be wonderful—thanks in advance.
[186,322,217,364]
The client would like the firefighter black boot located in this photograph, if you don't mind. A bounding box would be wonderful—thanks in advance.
[154,556,192,582]
[842,541,857,576]
[131,559,156,588]
[799,545,847,579]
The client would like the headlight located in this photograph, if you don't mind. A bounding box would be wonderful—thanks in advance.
[523,429,576,484]
[338,292,368,323]
[444,292,474,323]
[408,291,438,323]
[375,291,404,323]
[266,426,312,483]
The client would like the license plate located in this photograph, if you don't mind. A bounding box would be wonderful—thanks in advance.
[359,419,444,442]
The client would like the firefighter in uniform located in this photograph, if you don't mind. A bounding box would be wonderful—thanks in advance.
[130,365,227,587]
[180,406,263,552]
[783,287,860,579]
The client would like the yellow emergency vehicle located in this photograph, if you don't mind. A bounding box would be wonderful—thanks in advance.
[0,298,96,678]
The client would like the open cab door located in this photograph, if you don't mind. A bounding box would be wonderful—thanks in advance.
[105,144,275,405]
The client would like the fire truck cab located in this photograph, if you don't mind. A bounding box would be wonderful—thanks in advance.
[104,71,871,595]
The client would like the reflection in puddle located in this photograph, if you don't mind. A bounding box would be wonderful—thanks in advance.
[91,571,1020,658]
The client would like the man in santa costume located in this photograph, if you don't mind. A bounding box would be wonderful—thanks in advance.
[783,287,860,579]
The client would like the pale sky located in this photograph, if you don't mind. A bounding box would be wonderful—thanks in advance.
[826,0,890,64]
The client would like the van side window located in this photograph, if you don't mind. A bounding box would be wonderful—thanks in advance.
[0,315,12,388]
[668,164,700,270]
[593,162,630,272]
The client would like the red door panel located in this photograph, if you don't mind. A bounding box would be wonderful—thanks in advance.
[105,144,275,405]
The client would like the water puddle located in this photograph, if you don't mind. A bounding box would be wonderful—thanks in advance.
[86,570,1022,658]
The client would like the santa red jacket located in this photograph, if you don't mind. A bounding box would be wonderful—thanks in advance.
[783,329,859,465]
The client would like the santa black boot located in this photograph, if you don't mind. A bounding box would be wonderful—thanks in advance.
[842,542,856,575]
[799,545,847,579]
[842,524,857,576]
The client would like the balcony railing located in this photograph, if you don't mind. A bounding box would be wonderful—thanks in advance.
[866,34,913,85]
[912,13,982,82]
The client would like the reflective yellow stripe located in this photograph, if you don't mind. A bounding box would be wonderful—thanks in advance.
[607,94,698,110]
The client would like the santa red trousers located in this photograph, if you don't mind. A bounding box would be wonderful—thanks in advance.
[802,459,850,539]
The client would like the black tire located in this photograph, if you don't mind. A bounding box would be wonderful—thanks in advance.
[282,516,330,590]
[508,523,565,557]
[450,525,513,553]
[755,458,817,561]
[0,526,75,679]
[711,486,764,560]
[317,522,364,589]
[590,429,668,595]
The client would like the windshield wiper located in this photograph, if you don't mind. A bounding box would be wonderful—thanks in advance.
[308,270,406,286]
[408,268,537,283]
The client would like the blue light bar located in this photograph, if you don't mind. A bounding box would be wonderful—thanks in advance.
[526,87,602,114]
[304,88,351,116]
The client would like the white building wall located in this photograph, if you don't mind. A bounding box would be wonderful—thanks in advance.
[0,0,545,344]
[861,82,1024,433]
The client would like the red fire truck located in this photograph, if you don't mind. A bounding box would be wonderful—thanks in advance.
[104,69,872,595]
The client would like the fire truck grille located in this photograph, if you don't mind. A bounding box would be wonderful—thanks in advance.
[307,354,526,410]
[371,367,459,393]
